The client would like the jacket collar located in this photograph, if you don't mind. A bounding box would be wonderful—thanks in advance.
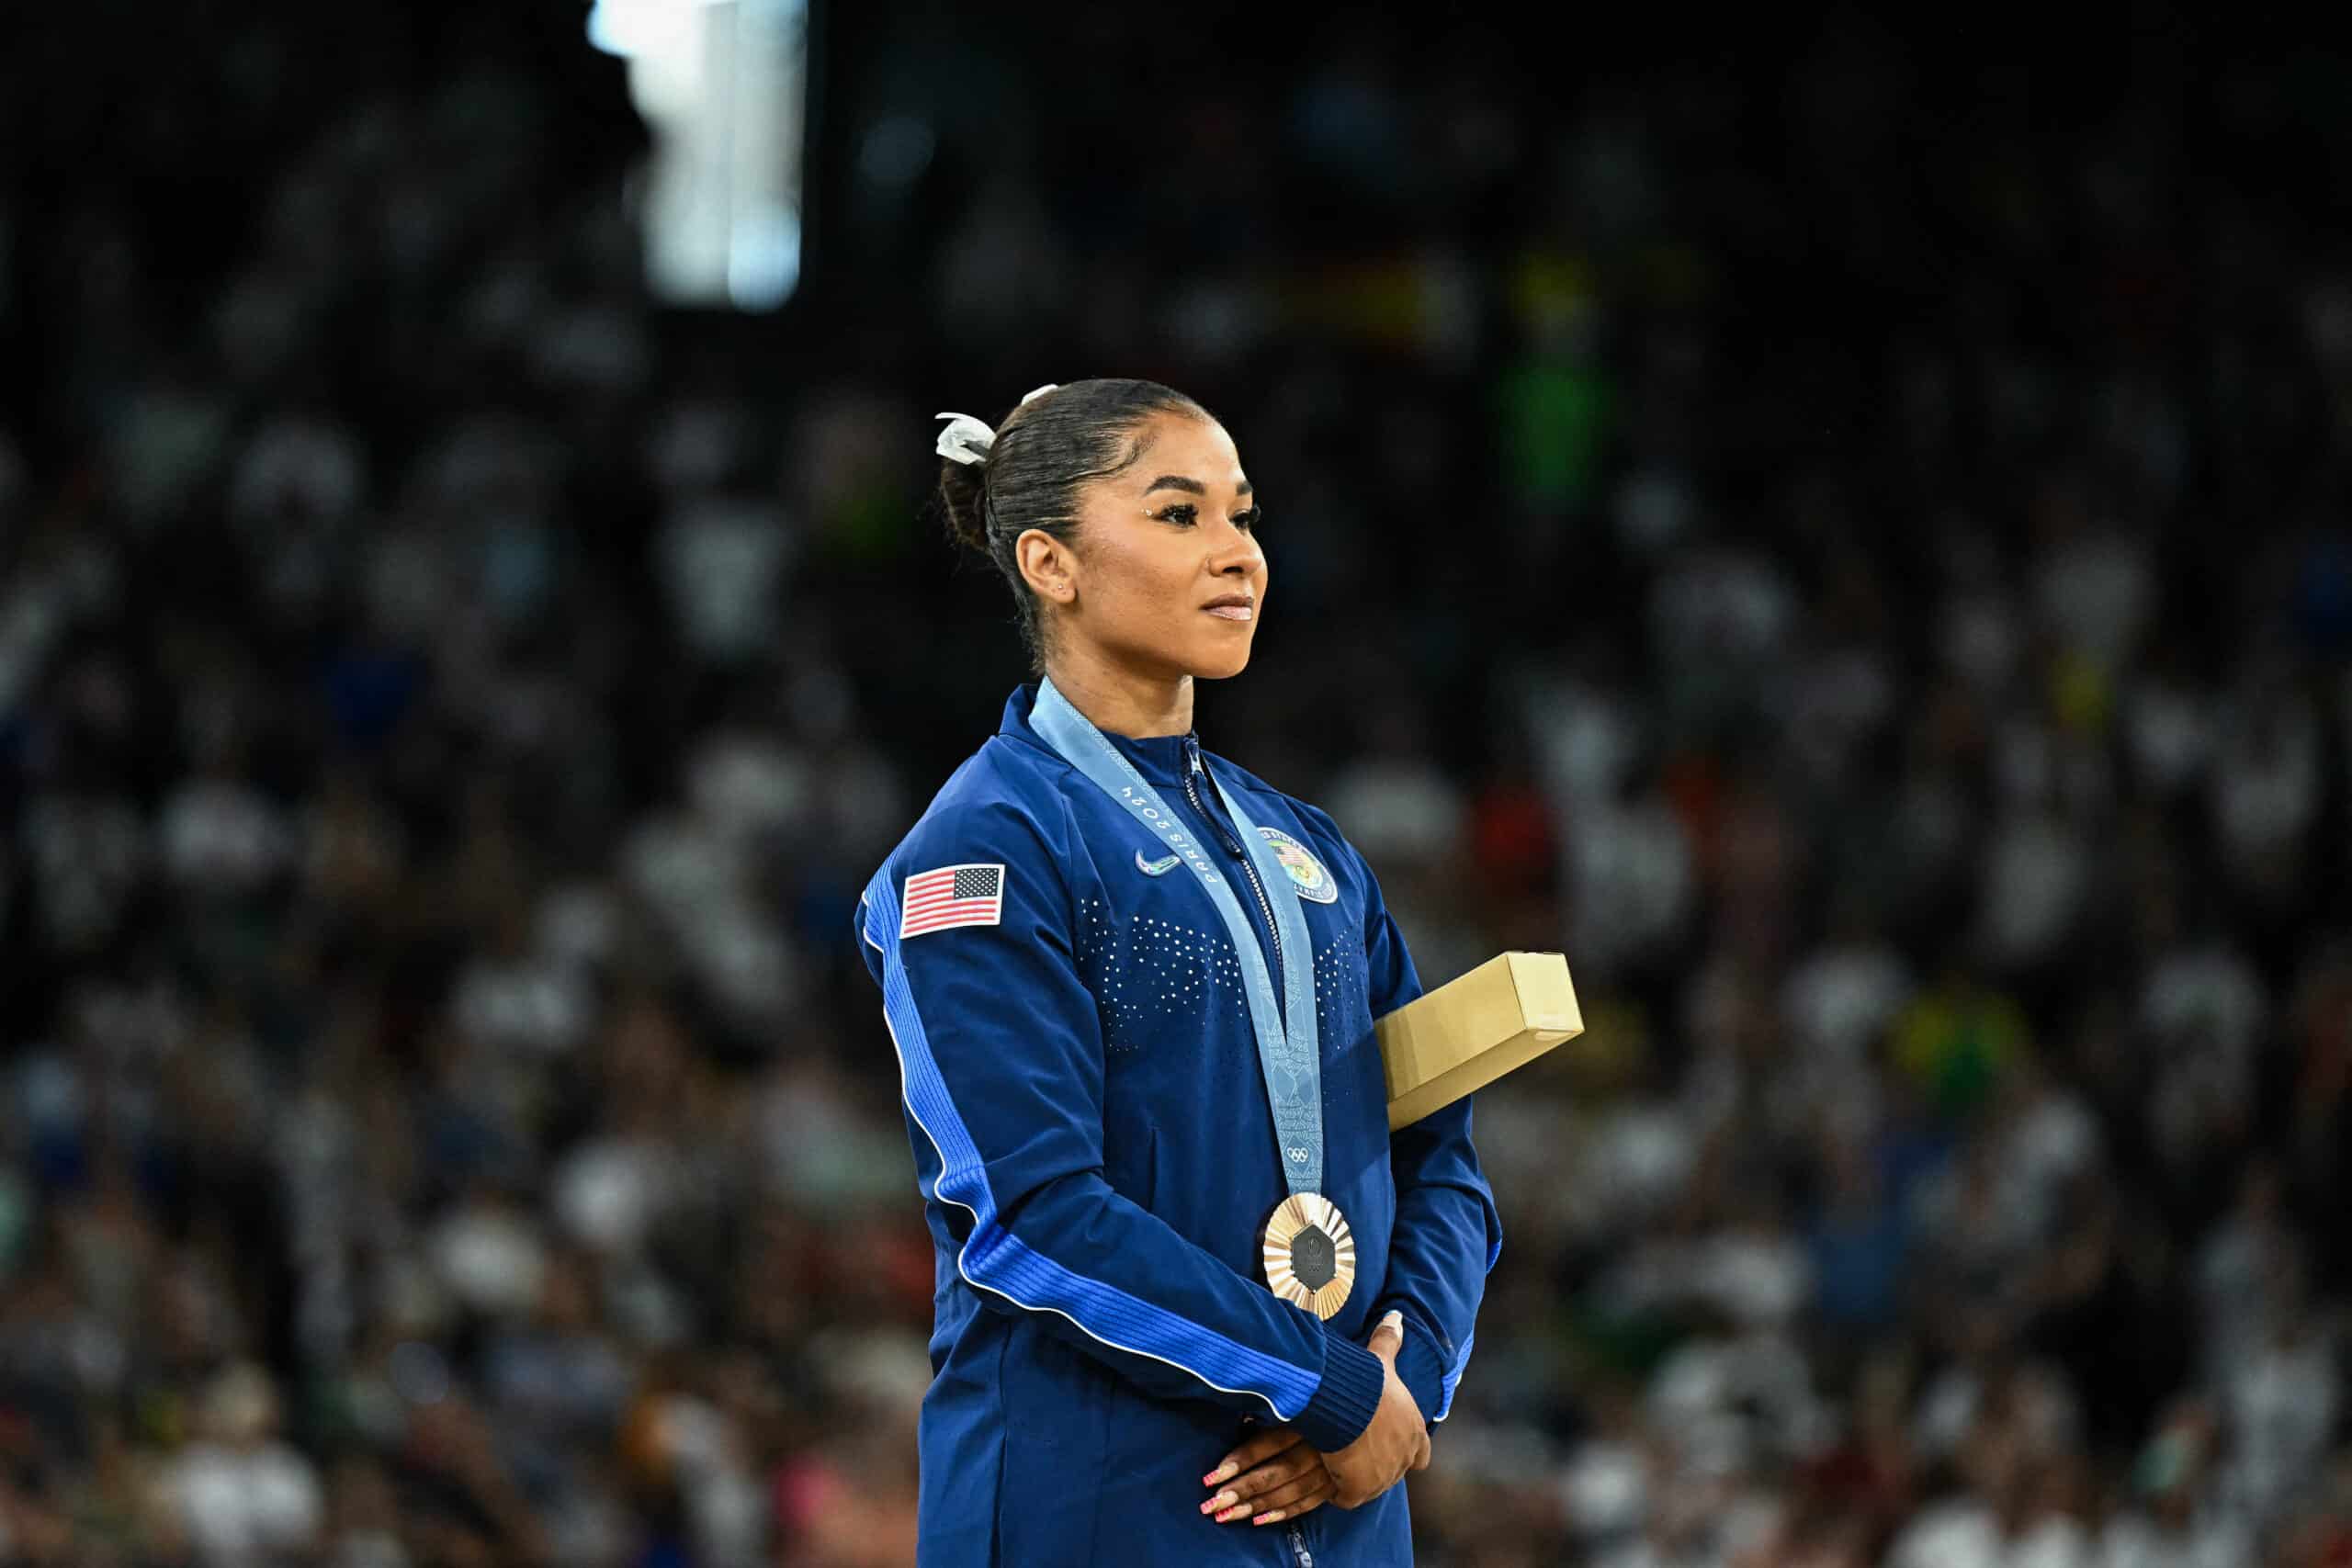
[1001,682,1197,789]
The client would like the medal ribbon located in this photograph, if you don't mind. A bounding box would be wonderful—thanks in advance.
[1030,679,1325,1196]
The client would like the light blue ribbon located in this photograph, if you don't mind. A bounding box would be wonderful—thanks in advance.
[1030,679,1324,1196]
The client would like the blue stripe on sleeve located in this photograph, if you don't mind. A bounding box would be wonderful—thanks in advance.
[1435,1331,1476,1421]
[864,875,1322,1421]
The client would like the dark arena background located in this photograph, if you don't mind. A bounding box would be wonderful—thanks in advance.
[2,2,2350,1563]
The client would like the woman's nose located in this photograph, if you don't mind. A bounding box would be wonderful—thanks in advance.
[1206,517,1262,575]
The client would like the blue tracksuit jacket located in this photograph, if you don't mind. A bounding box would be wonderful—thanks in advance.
[857,685,1502,1565]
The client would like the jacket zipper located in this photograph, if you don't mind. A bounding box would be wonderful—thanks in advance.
[1183,738,1284,1002]
[1187,743,1317,1568]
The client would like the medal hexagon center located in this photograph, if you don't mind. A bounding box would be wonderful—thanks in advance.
[1290,1226,1337,1291]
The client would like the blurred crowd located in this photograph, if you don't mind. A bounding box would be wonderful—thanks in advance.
[4,3,2350,1564]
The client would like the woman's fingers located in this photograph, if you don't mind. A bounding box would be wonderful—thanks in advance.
[1202,1427,1306,1490]
[1238,1467,1335,1526]
[1201,1445,1329,1522]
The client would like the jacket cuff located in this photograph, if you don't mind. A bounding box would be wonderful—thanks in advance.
[1385,1307,1446,1424]
[1292,1332,1386,1453]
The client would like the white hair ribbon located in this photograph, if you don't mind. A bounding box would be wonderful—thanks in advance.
[934,385,1062,467]
[934,412,995,467]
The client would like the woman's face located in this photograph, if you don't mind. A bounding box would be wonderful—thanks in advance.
[1039,410,1268,682]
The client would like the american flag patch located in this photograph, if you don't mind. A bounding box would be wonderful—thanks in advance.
[899,863,1006,938]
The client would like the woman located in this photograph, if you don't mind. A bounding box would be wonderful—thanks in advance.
[855,378,1501,1565]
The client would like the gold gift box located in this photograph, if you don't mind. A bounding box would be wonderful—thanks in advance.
[1376,952,1582,1130]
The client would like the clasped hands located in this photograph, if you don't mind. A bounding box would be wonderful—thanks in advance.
[1197,1310,1430,1529]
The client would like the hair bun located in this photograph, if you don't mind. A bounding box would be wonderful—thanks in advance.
[935,455,991,558]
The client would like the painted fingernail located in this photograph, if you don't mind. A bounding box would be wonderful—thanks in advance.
[1254,1510,1284,1526]
[1201,1490,1236,1515]
[1204,1463,1236,1485]
[1216,1506,1247,1523]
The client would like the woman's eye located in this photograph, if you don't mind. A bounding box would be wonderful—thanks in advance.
[1154,503,1197,525]
[1234,507,1262,531]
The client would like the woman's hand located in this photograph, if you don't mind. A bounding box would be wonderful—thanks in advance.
[1199,1312,1429,1527]
[1317,1311,1430,1509]
[1199,1427,1336,1529]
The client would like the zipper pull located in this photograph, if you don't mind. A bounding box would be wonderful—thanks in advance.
[1182,737,1248,859]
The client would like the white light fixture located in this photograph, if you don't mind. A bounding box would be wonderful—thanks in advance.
[588,0,807,310]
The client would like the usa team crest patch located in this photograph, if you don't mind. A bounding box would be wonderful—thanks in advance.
[1257,828,1339,904]
[900,863,1005,937]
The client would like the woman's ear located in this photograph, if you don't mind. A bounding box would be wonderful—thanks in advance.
[1015,528,1079,607]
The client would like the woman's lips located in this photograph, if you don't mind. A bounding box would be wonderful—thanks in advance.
[1204,604,1254,621]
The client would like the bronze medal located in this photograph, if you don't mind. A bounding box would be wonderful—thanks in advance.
[1261,1192,1355,1320]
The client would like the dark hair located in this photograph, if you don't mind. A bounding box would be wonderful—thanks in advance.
[936,378,1209,670]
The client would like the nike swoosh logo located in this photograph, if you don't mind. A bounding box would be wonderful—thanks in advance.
[1136,850,1182,877]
